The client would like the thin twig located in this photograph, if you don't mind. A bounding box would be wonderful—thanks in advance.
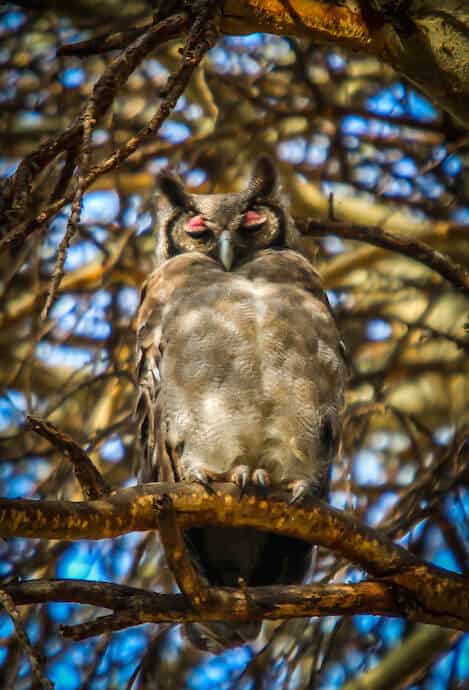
[40,195,81,321]
[57,26,147,57]
[26,415,111,499]
[0,589,53,690]
[41,83,98,320]
[1,13,189,247]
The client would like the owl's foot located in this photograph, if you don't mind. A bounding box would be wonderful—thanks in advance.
[230,465,272,496]
[252,468,271,488]
[230,465,250,490]
[288,479,310,505]
[186,468,216,495]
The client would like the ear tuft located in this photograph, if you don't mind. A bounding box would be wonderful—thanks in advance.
[249,155,277,199]
[157,170,194,210]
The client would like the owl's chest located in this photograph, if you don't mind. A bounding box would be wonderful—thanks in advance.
[156,269,329,419]
[161,272,308,353]
[150,256,340,480]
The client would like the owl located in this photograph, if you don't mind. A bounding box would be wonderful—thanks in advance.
[135,157,346,649]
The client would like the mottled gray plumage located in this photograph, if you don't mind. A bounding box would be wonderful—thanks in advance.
[135,157,346,650]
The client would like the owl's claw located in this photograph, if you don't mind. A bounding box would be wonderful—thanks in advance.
[230,466,272,497]
[252,468,270,488]
[288,480,310,505]
[188,469,216,495]
[230,465,250,490]
[230,465,250,498]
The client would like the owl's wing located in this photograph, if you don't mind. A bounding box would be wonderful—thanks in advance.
[135,263,182,483]
[135,253,216,483]
[135,271,161,482]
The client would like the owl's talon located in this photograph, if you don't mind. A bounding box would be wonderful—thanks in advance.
[230,465,250,494]
[252,468,270,488]
[189,470,215,495]
[288,480,309,505]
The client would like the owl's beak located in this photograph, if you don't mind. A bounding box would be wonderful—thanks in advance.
[219,230,235,271]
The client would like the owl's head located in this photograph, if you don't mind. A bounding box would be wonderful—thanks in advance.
[154,157,307,269]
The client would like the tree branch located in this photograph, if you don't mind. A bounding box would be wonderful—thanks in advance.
[342,624,462,690]
[157,494,211,609]
[1,4,220,250]
[222,1,469,128]
[26,415,111,499]
[0,578,412,641]
[306,219,469,296]
[1,12,189,241]
[56,26,148,57]
[1,483,468,632]
[0,589,53,689]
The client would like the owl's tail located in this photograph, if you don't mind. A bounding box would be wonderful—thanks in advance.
[182,526,312,650]
[185,621,262,652]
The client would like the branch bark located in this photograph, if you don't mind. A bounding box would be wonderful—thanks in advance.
[1,483,468,632]
[0,578,411,640]
[222,1,469,129]
[26,415,111,499]
[157,493,212,609]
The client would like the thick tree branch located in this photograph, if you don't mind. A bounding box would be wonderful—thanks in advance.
[223,0,375,48]
[222,1,469,128]
[1,483,468,631]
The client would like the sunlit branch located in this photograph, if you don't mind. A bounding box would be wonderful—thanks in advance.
[157,493,212,609]
[1,483,468,632]
[222,1,469,128]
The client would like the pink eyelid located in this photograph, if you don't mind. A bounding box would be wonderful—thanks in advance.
[243,210,266,227]
[186,214,206,234]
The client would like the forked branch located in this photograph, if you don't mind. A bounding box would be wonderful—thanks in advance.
[0,578,424,641]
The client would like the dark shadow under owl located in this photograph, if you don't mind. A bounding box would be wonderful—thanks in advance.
[135,157,346,650]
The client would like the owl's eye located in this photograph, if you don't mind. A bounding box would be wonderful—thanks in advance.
[242,210,266,230]
[185,214,210,239]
